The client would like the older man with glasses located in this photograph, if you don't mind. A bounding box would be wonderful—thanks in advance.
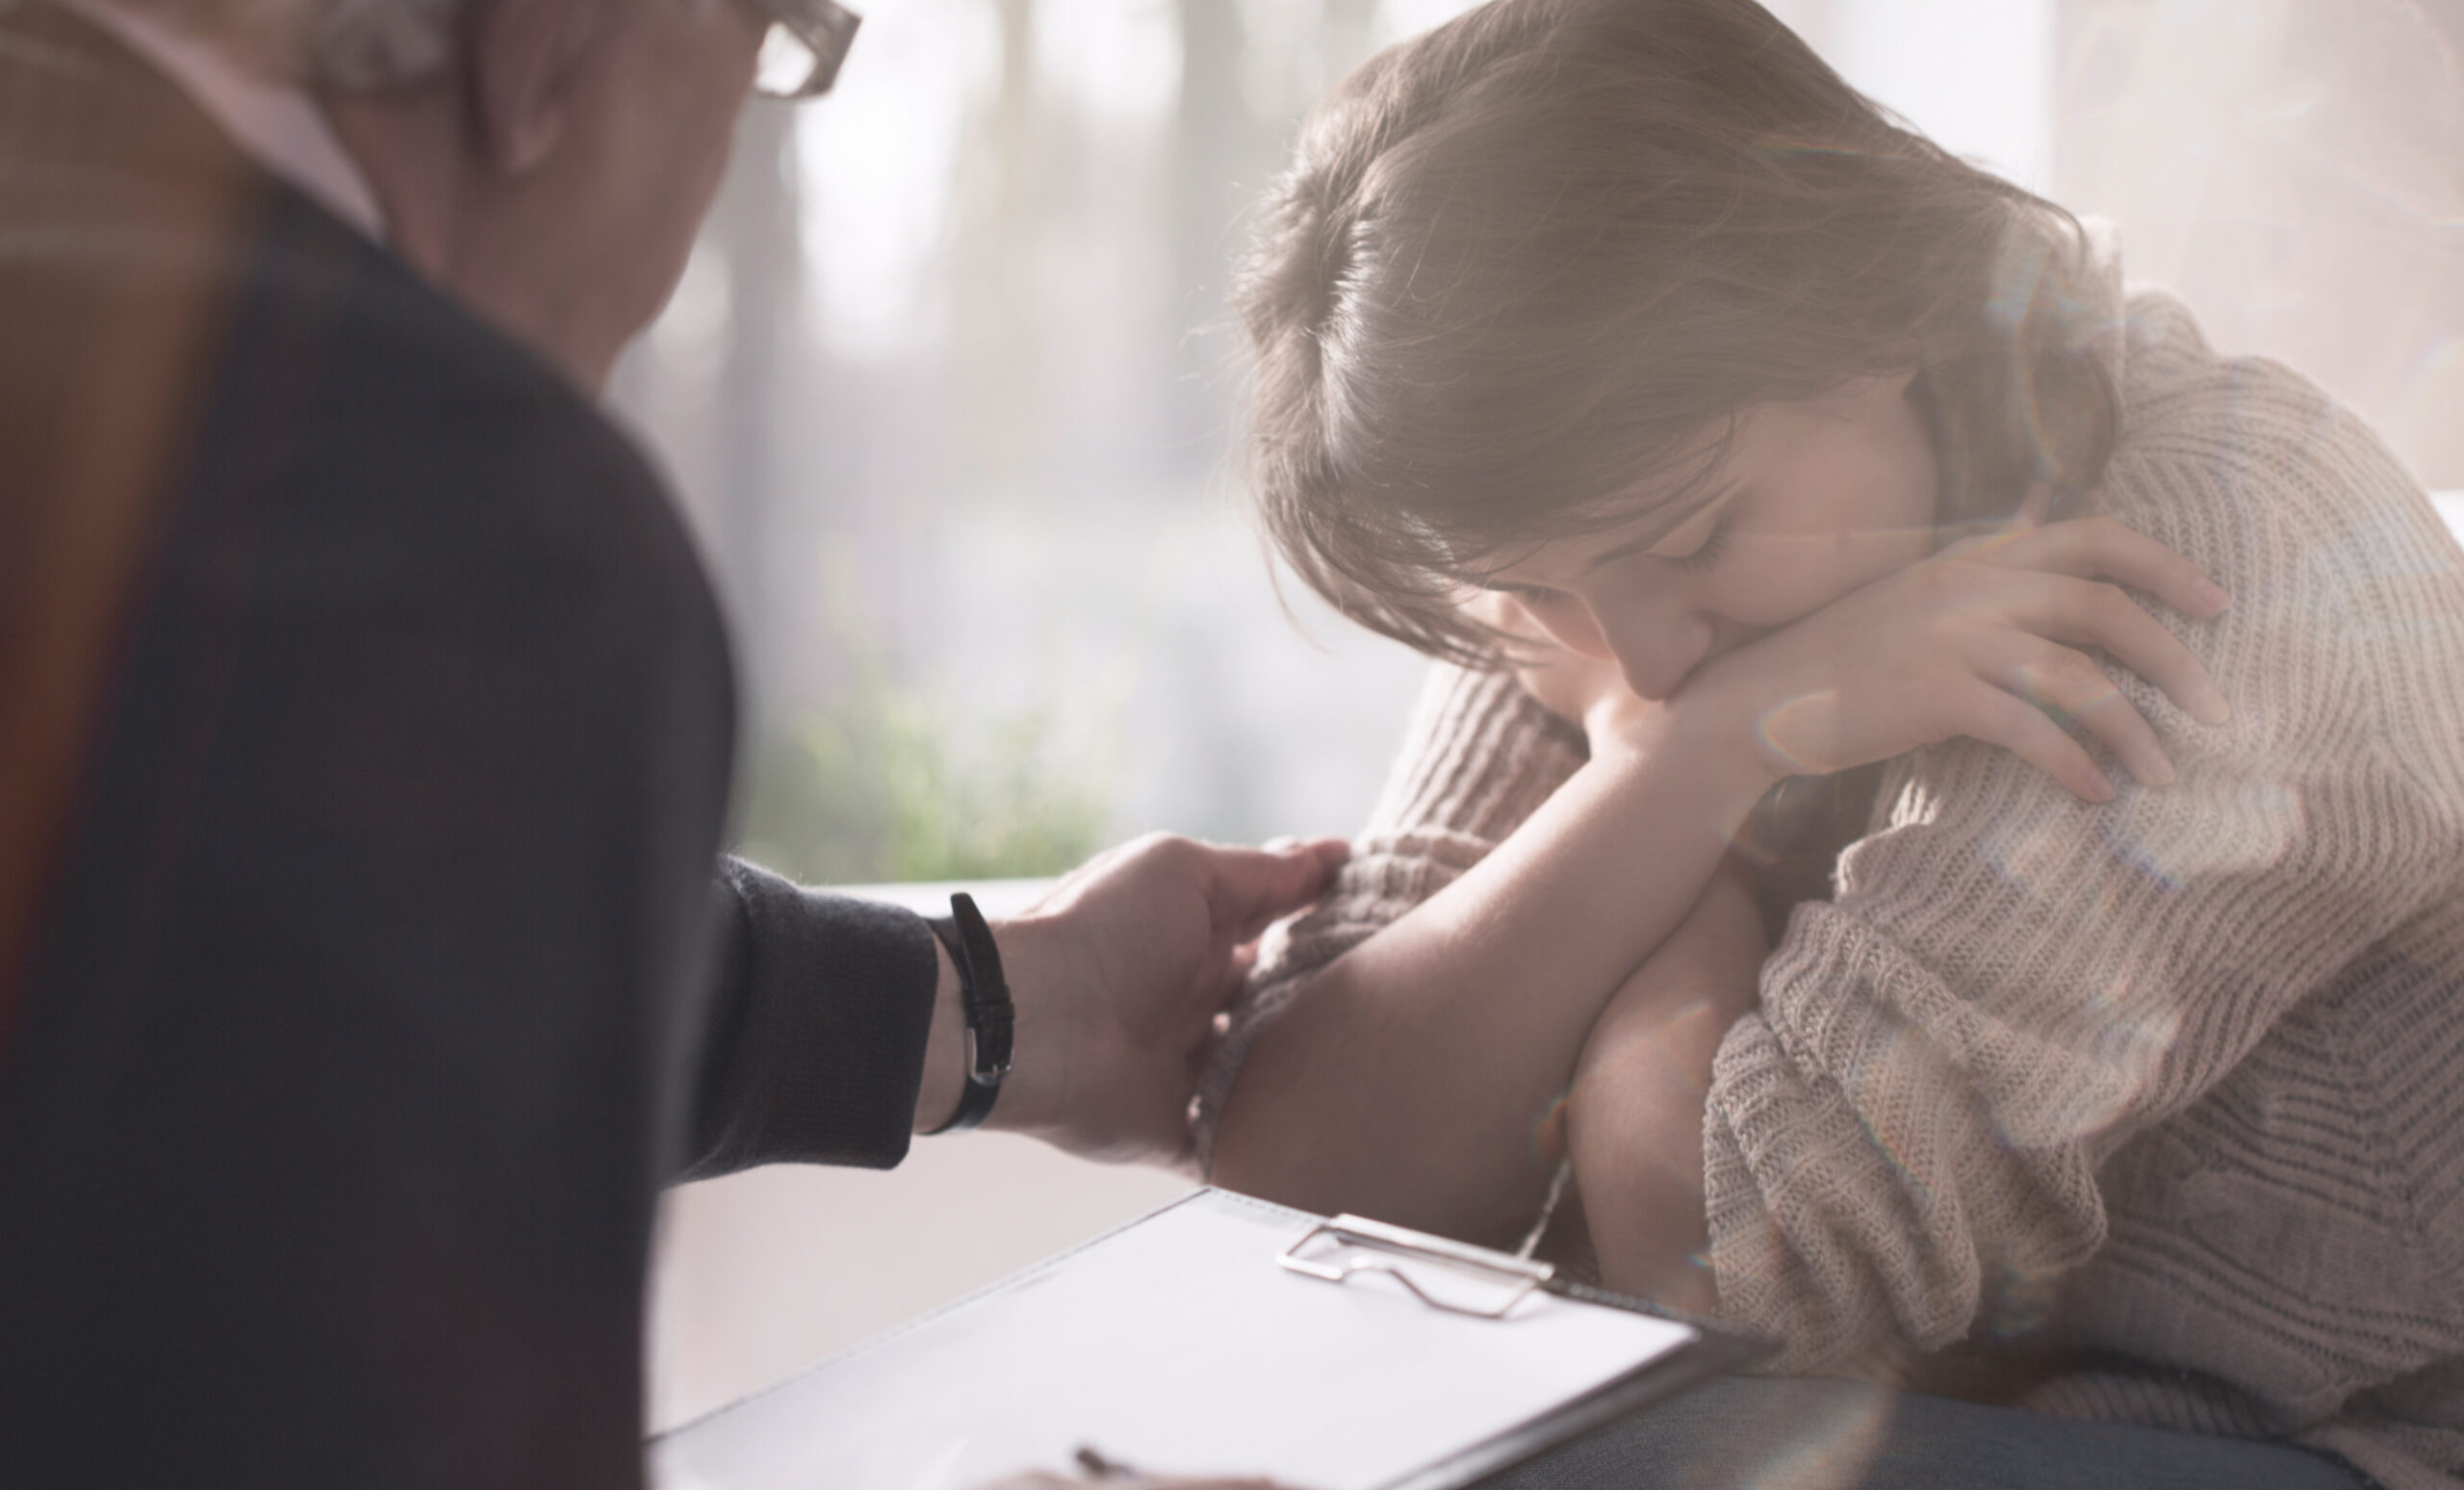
[0,2,1331,1485]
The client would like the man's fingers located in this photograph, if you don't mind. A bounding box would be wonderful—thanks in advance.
[1204,837,1348,940]
[1200,940,1262,1013]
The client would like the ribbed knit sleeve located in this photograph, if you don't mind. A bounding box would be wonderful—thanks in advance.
[681,859,940,1179]
[1191,664,1586,1165]
[1700,295,2464,1382]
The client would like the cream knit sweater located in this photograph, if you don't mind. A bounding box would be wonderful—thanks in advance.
[1197,292,2464,1490]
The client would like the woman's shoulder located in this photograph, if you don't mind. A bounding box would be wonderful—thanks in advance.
[2112,292,2372,477]
[2101,291,2427,534]
[2073,292,2464,797]
[2097,290,2457,614]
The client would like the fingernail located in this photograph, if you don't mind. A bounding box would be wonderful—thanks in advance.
[2196,579,2230,613]
[2090,769,2118,802]
[2141,753,2176,787]
[2194,688,2231,726]
[1263,835,1299,853]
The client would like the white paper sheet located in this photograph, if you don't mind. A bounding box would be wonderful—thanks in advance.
[653,1189,1696,1490]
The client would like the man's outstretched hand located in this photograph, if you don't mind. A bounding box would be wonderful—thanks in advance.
[913,834,1348,1167]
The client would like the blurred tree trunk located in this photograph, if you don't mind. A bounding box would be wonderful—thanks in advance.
[1168,0,1251,472]
[1319,0,1381,84]
[709,106,807,690]
[955,0,1044,486]
[2055,0,2464,486]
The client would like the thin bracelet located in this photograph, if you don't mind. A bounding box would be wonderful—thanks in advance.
[922,892,1013,1135]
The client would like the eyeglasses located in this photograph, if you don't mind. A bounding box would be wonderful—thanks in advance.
[745,0,861,100]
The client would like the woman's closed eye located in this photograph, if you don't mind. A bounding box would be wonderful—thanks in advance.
[1666,515,1733,575]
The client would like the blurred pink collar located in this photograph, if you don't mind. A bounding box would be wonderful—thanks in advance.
[57,0,385,243]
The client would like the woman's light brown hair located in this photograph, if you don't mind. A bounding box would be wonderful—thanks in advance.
[1237,0,2120,665]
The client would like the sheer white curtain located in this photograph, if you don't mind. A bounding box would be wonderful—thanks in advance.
[2054,0,2464,492]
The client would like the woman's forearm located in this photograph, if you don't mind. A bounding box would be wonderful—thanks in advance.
[1565,869,1765,1312]
[1209,708,1774,1248]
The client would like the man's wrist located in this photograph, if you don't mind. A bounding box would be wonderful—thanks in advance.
[965,912,1065,1138]
[914,912,1065,1138]
[912,935,967,1134]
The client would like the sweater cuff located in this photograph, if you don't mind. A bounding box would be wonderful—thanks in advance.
[1702,900,2079,1374]
[686,859,940,1178]
[1702,1007,1906,1371]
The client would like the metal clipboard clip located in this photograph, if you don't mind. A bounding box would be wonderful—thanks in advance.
[1277,1214,1557,1321]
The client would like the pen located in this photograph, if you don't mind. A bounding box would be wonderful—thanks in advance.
[1074,1444,1142,1480]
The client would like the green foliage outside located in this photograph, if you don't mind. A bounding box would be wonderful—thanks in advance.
[734,671,1110,886]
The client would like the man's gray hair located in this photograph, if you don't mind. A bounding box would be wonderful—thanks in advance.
[116,0,463,87]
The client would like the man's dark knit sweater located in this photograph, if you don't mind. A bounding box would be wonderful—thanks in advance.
[0,7,937,1484]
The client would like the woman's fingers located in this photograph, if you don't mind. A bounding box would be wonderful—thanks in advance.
[1972,515,2231,623]
[1988,570,2231,726]
[1978,634,2177,787]
[1960,683,2118,802]
[1938,516,2231,721]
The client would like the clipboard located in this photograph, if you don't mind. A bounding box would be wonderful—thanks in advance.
[652,1188,1769,1490]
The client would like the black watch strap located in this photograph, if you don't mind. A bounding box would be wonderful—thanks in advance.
[922,892,1013,1135]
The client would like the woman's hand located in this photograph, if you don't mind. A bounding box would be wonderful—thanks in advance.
[1674,516,2231,803]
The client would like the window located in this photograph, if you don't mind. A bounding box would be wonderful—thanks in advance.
[641,0,2464,1429]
